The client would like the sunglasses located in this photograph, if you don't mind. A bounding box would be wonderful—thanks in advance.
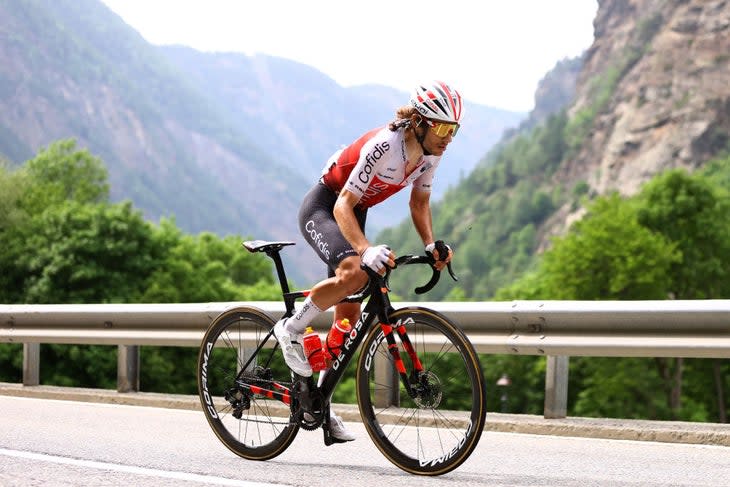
[423,118,460,138]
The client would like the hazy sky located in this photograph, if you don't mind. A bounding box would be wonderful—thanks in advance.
[100,0,598,112]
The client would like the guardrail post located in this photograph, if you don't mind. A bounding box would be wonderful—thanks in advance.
[374,351,399,408]
[544,355,569,419]
[23,343,40,386]
[117,345,140,392]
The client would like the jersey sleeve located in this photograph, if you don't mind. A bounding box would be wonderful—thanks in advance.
[412,156,441,192]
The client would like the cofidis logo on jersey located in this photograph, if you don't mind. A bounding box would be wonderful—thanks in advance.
[358,142,390,184]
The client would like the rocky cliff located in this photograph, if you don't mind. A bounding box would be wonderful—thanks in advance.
[563,0,729,196]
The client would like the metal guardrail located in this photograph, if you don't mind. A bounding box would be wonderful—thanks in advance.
[2,300,730,418]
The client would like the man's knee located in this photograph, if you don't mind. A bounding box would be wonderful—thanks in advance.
[336,261,368,294]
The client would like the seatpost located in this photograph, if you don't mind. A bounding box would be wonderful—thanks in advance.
[266,249,291,295]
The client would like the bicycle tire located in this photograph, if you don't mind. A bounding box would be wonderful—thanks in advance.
[197,306,299,460]
[356,307,487,475]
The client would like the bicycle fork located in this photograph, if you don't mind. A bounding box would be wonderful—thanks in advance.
[380,318,427,401]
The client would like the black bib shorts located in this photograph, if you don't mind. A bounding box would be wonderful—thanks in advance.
[298,182,367,278]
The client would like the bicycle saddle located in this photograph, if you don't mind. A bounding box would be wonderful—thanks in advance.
[242,240,296,253]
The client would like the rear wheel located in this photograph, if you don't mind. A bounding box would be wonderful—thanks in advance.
[356,307,487,475]
[197,307,298,460]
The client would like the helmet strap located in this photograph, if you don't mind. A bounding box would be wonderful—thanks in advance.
[413,117,432,156]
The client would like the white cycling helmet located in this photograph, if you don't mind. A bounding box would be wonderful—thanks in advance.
[410,81,464,124]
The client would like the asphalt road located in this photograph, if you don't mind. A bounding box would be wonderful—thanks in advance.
[0,395,728,486]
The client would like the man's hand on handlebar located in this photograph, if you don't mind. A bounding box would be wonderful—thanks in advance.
[354,248,459,296]
[425,240,453,272]
[360,244,395,273]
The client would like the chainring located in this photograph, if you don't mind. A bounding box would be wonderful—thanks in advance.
[290,378,327,430]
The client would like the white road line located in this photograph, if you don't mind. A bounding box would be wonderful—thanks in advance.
[0,447,286,487]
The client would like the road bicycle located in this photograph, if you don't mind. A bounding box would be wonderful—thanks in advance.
[197,239,487,476]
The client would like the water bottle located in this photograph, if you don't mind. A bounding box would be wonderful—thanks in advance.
[302,327,327,372]
[326,318,352,359]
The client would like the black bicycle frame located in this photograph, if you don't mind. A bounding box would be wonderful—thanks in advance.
[319,276,400,399]
[235,242,447,408]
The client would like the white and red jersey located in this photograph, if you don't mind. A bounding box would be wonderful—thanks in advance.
[320,127,441,208]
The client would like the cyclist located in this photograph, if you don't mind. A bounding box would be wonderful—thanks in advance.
[275,80,460,442]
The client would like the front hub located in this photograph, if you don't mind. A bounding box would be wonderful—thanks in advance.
[413,370,443,408]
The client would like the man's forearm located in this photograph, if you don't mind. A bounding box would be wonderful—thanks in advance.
[410,201,434,246]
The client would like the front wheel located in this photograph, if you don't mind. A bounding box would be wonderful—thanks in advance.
[197,306,298,460]
[356,307,487,475]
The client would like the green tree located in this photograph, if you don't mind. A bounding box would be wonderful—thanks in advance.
[571,357,672,419]
[141,219,277,303]
[21,139,109,213]
[495,193,679,418]
[40,344,118,389]
[0,198,165,388]
[702,152,730,188]
[1,140,115,302]
[0,164,30,299]
[636,169,730,299]
[0,141,281,392]
[496,169,730,421]
[498,193,679,301]
[0,162,29,231]
[18,200,161,304]
[634,168,730,419]
[542,194,679,300]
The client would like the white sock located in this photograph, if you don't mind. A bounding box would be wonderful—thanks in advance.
[284,297,323,334]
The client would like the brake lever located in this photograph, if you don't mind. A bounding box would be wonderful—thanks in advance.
[446,261,458,282]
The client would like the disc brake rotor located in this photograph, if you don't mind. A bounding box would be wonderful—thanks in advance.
[413,370,443,408]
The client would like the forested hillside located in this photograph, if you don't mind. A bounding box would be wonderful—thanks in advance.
[0,0,299,246]
[0,141,281,393]
[382,0,730,301]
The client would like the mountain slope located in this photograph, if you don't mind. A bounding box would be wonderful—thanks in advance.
[382,0,730,300]
[562,0,730,196]
[157,46,524,232]
[0,0,302,240]
[0,0,524,284]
